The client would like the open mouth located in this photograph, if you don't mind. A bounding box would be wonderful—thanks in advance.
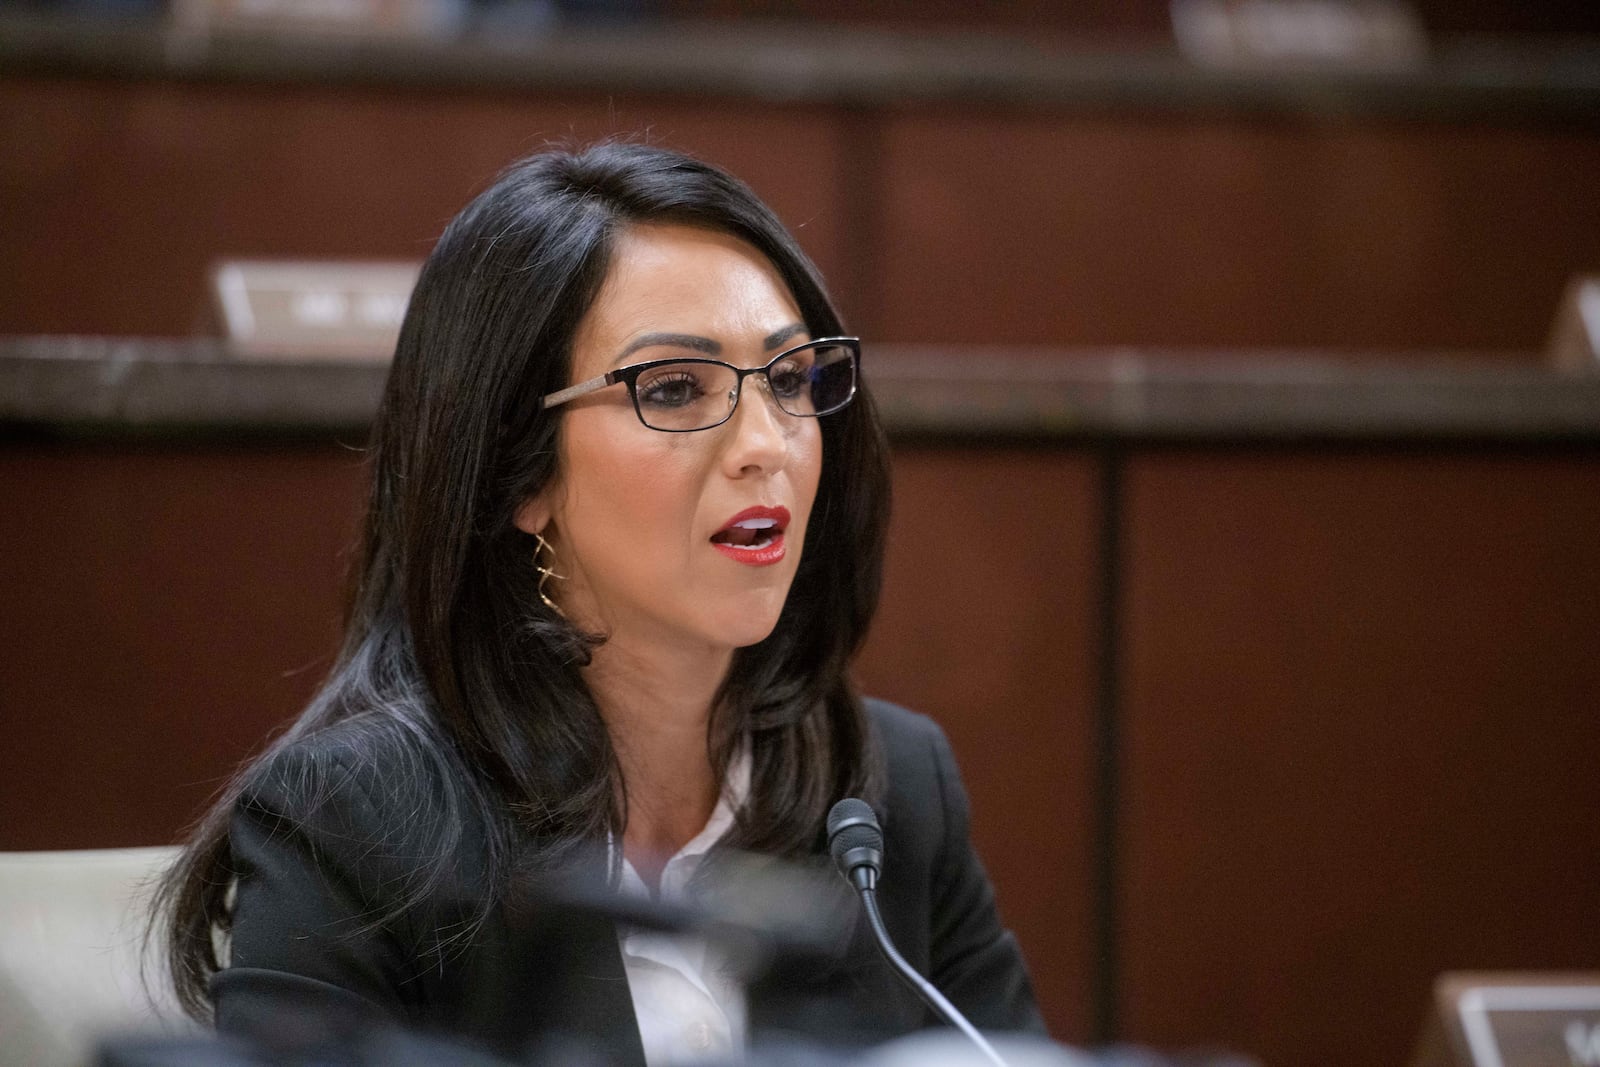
[710,506,791,565]
[710,515,783,549]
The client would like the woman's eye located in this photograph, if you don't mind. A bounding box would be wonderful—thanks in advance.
[637,371,705,408]
[768,361,809,399]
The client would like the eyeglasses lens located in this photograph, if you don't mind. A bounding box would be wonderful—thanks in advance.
[633,343,856,431]
[801,343,857,417]
[634,363,737,431]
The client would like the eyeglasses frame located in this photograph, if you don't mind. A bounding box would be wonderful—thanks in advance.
[537,336,861,433]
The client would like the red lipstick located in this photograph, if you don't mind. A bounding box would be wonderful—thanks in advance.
[710,505,791,567]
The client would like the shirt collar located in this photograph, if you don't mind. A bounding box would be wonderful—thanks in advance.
[674,742,751,864]
[616,740,752,901]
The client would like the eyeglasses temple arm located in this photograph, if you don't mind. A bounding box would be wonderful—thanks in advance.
[540,372,616,411]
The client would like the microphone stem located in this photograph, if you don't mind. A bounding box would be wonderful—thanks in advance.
[859,887,1008,1067]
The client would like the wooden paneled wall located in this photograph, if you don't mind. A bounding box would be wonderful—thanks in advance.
[1114,449,1600,1064]
[3,77,1599,350]
[870,112,1600,349]
[852,449,1103,1040]
[4,67,1600,1067]
[0,444,362,845]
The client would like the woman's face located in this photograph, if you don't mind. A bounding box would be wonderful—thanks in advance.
[516,222,823,656]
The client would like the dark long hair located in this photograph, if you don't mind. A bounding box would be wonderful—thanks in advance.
[153,142,892,1019]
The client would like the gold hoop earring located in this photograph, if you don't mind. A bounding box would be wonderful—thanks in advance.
[535,532,567,618]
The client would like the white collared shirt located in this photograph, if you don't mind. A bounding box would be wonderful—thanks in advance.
[616,749,751,1067]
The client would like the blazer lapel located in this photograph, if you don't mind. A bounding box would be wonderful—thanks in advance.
[470,875,647,1067]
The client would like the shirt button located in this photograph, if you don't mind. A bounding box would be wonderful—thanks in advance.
[687,1021,713,1050]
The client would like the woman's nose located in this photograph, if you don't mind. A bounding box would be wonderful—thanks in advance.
[721,376,790,475]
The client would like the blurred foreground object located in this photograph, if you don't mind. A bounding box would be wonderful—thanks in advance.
[210,260,418,360]
[1411,973,1600,1067]
[98,1030,1246,1066]
[0,847,193,1067]
[1547,276,1600,374]
[863,1032,1257,1067]
[1171,0,1427,68]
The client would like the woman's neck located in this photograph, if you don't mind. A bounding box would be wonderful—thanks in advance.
[583,634,732,893]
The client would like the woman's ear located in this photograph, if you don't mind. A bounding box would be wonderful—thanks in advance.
[513,493,553,537]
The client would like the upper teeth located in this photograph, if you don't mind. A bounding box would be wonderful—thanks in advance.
[733,518,777,530]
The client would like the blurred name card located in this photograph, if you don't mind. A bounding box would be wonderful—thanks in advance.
[171,0,461,38]
[212,260,420,361]
[1171,0,1427,69]
[1411,973,1600,1067]
[1548,276,1600,373]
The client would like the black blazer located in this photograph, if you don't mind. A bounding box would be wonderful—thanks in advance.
[213,698,1043,1062]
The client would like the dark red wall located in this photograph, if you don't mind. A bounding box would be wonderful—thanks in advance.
[0,444,362,846]
[1117,450,1600,1065]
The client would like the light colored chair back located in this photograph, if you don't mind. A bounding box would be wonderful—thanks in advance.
[0,847,197,1067]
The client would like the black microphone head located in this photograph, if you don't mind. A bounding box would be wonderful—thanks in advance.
[827,798,883,890]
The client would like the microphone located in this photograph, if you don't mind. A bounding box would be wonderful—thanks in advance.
[826,796,883,891]
[826,798,1008,1067]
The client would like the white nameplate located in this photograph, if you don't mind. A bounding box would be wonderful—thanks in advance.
[1458,984,1600,1067]
[1415,974,1600,1067]
[211,260,420,361]
[1548,276,1600,371]
[170,0,460,38]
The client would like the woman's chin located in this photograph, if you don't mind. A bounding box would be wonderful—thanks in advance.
[701,599,788,652]
[716,613,785,651]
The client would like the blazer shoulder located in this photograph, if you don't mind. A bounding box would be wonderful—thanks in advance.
[245,713,449,815]
[859,696,963,857]
[862,695,945,741]
[234,711,483,899]
[862,696,954,777]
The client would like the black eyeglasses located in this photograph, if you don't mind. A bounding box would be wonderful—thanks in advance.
[539,337,860,433]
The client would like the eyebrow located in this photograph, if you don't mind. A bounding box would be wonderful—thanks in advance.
[763,322,808,350]
[612,322,809,368]
[613,333,720,366]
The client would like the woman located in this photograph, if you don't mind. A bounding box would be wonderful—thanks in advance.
[155,142,1040,1063]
